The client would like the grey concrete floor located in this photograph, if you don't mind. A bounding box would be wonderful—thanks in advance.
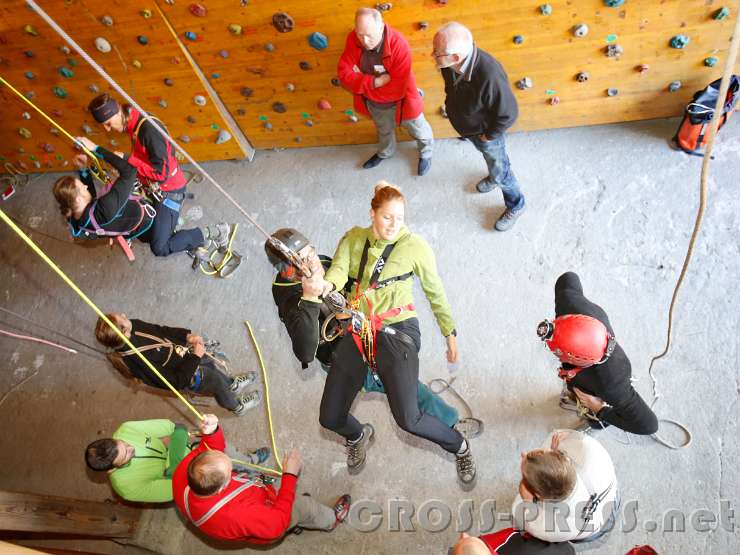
[0,118,739,555]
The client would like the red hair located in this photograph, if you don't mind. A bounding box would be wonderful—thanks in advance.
[371,180,405,211]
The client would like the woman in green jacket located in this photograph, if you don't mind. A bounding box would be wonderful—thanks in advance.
[316,181,476,485]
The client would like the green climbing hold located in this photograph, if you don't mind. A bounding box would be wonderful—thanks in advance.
[67,58,77,67]
[344,109,354,115]
[211,123,219,130]
[52,86,68,99]
[545,89,556,96]
[704,56,718,67]
[259,115,268,121]
[56,154,63,161]
[59,67,74,78]
[29,154,37,160]
[713,7,730,21]
[300,112,310,119]
[606,34,618,43]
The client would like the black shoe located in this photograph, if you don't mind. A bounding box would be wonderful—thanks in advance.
[362,154,384,169]
[417,157,432,176]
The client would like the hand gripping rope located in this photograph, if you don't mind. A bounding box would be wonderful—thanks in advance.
[23,0,312,279]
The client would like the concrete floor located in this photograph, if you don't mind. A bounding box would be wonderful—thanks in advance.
[1,117,739,555]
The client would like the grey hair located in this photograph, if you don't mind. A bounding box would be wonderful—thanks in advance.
[437,22,474,57]
[355,7,383,25]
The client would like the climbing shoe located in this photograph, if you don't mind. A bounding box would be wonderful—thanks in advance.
[455,441,477,486]
[418,157,432,176]
[229,372,257,395]
[494,205,525,232]
[362,154,384,169]
[233,390,262,416]
[476,177,499,193]
[346,423,374,474]
[189,245,210,270]
[329,494,352,530]
[247,447,271,465]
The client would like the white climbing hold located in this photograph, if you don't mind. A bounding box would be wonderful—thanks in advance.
[95,37,112,54]
[215,129,232,144]
[193,95,207,106]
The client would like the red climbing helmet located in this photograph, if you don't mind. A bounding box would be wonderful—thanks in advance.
[536,314,616,367]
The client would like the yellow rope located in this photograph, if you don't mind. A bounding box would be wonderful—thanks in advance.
[196,224,239,276]
[0,207,204,421]
[0,75,107,183]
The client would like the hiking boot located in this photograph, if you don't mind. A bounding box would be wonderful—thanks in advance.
[189,245,210,270]
[229,372,257,395]
[329,494,352,530]
[346,423,374,474]
[494,205,525,232]
[208,222,235,250]
[418,157,432,176]
[233,390,262,416]
[247,446,271,465]
[455,441,477,486]
[476,177,498,193]
[362,154,384,169]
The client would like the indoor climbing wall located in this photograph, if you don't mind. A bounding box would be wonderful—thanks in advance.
[161,0,740,149]
[0,0,246,174]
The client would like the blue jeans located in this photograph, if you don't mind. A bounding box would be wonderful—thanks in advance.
[470,135,525,211]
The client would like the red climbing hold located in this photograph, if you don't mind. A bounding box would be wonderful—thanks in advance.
[189,3,207,17]
[318,99,332,110]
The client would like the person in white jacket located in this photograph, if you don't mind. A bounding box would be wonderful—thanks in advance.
[512,429,619,543]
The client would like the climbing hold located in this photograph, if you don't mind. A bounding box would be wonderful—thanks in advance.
[606,34,618,43]
[348,114,359,123]
[605,44,623,58]
[572,24,589,38]
[24,25,39,37]
[67,58,77,67]
[236,108,246,116]
[286,82,296,92]
[669,35,690,49]
[240,87,254,98]
[576,71,589,82]
[215,129,232,144]
[193,95,207,106]
[668,80,682,92]
[24,50,35,58]
[263,121,273,130]
[141,9,152,19]
[540,4,553,15]
[164,78,174,86]
[318,99,332,110]
[53,87,67,99]
[637,63,649,74]
[59,67,74,78]
[299,61,312,70]
[137,35,149,45]
[185,31,197,41]
[40,143,55,153]
[603,0,625,7]
[516,77,533,90]
[24,71,35,80]
[219,49,229,58]
[272,12,295,33]
[295,137,302,143]
[95,37,112,53]
[331,77,341,87]
[18,128,32,139]
[228,24,242,36]
[60,46,71,55]
[264,42,275,52]
[272,102,287,113]
[247,67,267,76]
[100,15,113,26]
[24,91,36,100]
[305,119,314,127]
[308,32,328,51]
[607,88,619,96]
[704,56,718,67]
[159,99,168,109]
[713,7,730,21]
[88,84,99,93]
[549,96,560,106]
[439,105,448,118]
[81,124,93,135]
[33,161,42,169]
[376,3,392,11]
[171,57,181,65]
[211,73,220,79]
[132,59,142,69]
[109,139,118,147]
[22,112,31,120]
[179,135,191,143]
[189,3,207,17]
[187,115,197,124]
[418,22,429,31]
[513,35,524,45]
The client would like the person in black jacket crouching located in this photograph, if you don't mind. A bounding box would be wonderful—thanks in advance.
[537,271,658,435]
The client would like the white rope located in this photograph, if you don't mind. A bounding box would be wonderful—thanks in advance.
[25,0,272,240]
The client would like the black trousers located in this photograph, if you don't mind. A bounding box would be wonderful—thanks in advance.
[319,330,464,454]
[191,358,238,411]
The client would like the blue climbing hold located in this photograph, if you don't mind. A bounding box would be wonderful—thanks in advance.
[137,35,148,45]
[539,4,552,15]
[513,35,524,45]
[24,71,35,80]
[669,35,690,49]
[308,32,328,50]
[704,56,718,67]
[184,31,197,41]
[59,67,74,78]
[24,50,34,58]
[713,7,730,20]
[604,0,625,7]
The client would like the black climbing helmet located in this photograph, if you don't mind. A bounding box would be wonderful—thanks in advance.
[265,228,310,269]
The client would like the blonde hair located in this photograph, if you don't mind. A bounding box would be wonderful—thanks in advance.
[521,450,577,501]
[371,180,405,210]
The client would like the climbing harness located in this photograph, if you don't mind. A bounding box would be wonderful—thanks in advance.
[71,188,155,241]
[190,224,242,278]
[428,378,484,439]
[24,0,312,279]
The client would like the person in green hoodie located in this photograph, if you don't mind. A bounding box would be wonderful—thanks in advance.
[85,419,268,503]
[316,181,476,486]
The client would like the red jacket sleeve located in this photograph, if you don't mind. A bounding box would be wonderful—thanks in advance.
[337,32,375,96]
[236,473,299,543]
[377,33,412,101]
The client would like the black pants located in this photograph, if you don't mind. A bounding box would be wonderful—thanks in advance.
[191,358,238,411]
[319,331,464,454]
[140,186,204,256]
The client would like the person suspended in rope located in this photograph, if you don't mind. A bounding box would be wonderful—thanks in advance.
[265,227,460,429]
[315,181,476,486]
[172,413,351,544]
[85,94,235,260]
[512,430,619,544]
[94,313,261,416]
[537,272,659,435]
[84,419,269,503]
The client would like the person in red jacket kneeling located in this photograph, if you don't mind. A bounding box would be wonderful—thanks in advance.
[173,414,350,544]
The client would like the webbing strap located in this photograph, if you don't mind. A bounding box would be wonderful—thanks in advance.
[183,479,255,528]
[118,331,175,366]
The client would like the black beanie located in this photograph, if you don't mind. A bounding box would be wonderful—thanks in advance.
[90,96,120,123]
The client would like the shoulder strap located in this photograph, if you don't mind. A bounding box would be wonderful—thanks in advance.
[183,480,255,528]
[355,239,397,291]
[119,331,175,366]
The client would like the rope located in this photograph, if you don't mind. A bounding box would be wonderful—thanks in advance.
[194,224,240,277]
[646,11,740,450]
[0,327,77,354]
[0,75,107,183]
[0,207,204,421]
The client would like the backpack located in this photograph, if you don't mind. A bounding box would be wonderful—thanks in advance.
[673,75,739,156]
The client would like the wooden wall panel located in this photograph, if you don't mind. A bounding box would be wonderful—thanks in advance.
[0,0,246,174]
[160,0,740,149]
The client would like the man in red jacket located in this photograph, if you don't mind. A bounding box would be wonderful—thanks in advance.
[173,414,350,544]
[338,8,434,176]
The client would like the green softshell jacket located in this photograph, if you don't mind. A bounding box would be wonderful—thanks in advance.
[109,419,190,503]
[325,226,456,336]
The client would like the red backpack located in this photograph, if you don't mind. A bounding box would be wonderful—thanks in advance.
[673,75,738,156]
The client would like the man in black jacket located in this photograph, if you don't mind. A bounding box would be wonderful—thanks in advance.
[95,314,261,416]
[538,272,659,435]
[433,22,525,232]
